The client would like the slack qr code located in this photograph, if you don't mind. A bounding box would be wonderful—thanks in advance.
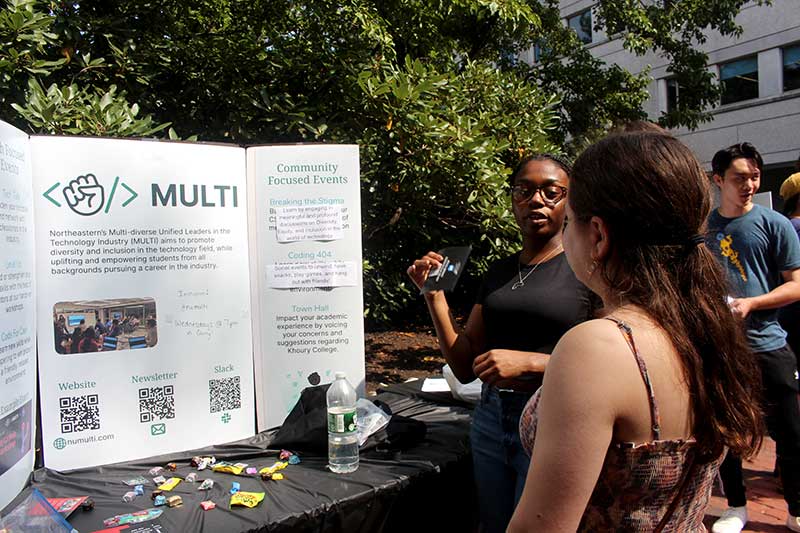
[59,395,100,434]
[209,376,241,413]
[138,386,176,423]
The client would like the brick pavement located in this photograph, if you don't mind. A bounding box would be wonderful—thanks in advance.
[704,438,791,532]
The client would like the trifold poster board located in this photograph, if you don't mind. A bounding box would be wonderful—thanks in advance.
[0,121,37,510]
[0,119,365,481]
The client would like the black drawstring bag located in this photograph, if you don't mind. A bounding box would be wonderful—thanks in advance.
[270,384,330,454]
[270,385,427,454]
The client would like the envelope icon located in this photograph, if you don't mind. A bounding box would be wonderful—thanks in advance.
[151,423,166,436]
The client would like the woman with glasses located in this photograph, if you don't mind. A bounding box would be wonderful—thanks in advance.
[407,154,595,533]
[508,132,763,531]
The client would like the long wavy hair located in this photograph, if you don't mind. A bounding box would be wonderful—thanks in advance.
[570,132,763,461]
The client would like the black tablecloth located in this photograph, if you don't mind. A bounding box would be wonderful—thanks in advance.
[21,383,477,532]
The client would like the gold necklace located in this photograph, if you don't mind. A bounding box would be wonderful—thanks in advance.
[512,245,563,291]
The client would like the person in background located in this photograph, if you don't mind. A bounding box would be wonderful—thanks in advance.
[78,327,101,353]
[708,143,800,533]
[108,318,122,338]
[70,319,85,354]
[779,172,800,362]
[145,319,158,347]
[407,154,595,533]
[508,131,763,532]
[54,315,69,354]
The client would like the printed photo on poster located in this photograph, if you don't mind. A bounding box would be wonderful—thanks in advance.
[0,400,33,477]
[52,298,157,354]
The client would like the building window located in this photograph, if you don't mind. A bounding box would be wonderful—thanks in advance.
[567,10,592,45]
[784,44,800,92]
[666,78,680,112]
[719,56,759,105]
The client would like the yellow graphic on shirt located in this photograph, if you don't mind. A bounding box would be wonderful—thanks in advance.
[719,234,747,282]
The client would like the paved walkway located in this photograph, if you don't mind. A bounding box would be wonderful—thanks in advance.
[704,438,790,532]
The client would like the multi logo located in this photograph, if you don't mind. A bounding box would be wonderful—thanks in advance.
[42,174,138,216]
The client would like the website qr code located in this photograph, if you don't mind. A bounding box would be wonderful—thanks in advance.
[209,376,241,413]
[138,386,175,423]
[59,395,100,434]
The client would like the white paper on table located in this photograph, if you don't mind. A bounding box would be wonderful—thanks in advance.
[275,205,344,242]
[421,378,451,393]
[266,260,358,288]
[442,364,481,404]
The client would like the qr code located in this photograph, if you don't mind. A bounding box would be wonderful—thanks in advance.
[138,386,175,423]
[209,376,241,413]
[59,395,100,434]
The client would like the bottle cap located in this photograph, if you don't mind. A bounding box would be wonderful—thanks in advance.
[335,371,346,379]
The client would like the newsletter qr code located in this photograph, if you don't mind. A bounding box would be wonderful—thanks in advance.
[209,376,241,413]
[138,386,175,423]
[59,395,100,434]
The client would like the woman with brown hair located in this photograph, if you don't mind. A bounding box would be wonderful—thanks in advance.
[508,132,763,531]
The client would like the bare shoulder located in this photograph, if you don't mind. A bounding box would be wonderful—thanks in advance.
[549,318,634,373]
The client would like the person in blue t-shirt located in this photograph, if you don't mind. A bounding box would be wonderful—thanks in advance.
[779,172,800,363]
[707,143,800,533]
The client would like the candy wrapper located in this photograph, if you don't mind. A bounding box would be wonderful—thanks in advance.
[259,461,288,476]
[154,495,167,506]
[185,472,197,482]
[245,467,258,475]
[166,462,178,471]
[212,461,248,475]
[200,500,216,511]
[152,475,167,485]
[151,490,164,501]
[230,491,265,508]
[134,485,144,496]
[288,455,301,465]
[199,479,214,490]
[279,450,292,461]
[167,495,183,508]
[123,476,149,486]
[81,498,95,511]
[47,496,89,517]
[272,473,284,481]
[103,508,163,527]
[122,491,137,503]
[230,481,240,494]
[197,456,217,470]
[158,477,181,491]
[148,467,163,476]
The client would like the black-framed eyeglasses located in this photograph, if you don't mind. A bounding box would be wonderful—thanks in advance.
[510,184,567,206]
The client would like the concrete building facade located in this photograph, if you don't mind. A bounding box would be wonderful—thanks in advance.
[534,0,800,205]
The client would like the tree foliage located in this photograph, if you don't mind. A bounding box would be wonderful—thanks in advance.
[0,0,765,324]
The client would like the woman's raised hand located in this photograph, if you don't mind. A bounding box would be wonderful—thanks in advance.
[406,252,444,290]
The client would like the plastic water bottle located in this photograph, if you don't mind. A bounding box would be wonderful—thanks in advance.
[327,371,359,473]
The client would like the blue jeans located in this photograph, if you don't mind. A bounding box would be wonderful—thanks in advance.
[470,385,532,533]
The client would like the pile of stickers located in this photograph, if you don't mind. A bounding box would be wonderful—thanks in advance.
[101,450,301,527]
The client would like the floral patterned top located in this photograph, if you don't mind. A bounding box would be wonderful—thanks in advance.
[519,318,723,532]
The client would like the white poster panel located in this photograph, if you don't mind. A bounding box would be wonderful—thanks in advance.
[0,122,36,509]
[31,137,254,470]
[247,145,365,430]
